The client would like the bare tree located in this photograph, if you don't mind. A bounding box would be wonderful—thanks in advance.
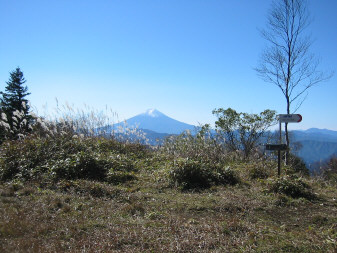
[255,0,333,162]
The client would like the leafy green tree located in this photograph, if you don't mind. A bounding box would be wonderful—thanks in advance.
[212,108,276,159]
[0,67,31,139]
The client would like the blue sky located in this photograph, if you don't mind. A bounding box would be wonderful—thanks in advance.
[1,0,336,130]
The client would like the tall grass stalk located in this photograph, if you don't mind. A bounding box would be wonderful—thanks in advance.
[1,102,149,144]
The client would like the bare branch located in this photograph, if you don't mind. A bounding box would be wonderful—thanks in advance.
[256,0,333,114]
[255,0,334,157]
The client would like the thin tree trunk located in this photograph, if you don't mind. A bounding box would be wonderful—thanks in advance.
[285,98,290,165]
[285,122,289,165]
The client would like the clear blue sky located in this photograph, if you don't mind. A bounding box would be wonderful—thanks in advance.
[1,0,336,130]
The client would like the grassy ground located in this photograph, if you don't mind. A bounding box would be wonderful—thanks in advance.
[0,131,336,252]
[1,97,336,252]
[1,163,336,252]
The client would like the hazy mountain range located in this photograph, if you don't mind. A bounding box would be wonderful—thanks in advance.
[112,109,337,168]
[291,129,337,166]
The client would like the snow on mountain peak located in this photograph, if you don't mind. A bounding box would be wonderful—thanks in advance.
[144,109,162,117]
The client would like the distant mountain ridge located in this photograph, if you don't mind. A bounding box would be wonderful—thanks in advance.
[290,128,337,167]
[292,128,337,142]
[111,109,337,168]
[293,140,337,165]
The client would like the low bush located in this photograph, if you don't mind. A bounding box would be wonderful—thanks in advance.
[214,166,240,186]
[50,151,108,180]
[248,164,271,179]
[161,126,229,164]
[169,159,239,190]
[0,135,142,183]
[268,175,315,200]
[286,153,310,176]
[0,136,88,181]
[169,159,213,189]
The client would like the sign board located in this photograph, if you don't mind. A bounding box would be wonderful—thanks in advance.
[265,144,287,151]
[278,114,302,123]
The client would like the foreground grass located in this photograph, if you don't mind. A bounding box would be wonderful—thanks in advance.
[1,168,336,252]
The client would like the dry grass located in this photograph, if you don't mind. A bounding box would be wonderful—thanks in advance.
[1,172,336,253]
[0,111,336,252]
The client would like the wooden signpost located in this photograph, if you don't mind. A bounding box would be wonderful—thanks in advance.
[266,114,302,176]
[265,144,287,151]
[278,114,302,123]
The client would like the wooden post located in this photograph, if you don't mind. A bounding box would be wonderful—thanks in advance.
[278,121,282,177]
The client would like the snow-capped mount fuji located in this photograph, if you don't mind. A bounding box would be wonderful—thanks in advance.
[117,109,196,134]
[141,109,166,118]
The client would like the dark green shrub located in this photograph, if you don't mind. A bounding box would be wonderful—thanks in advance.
[169,159,213,189]
[169,159,239,190]
[0,135,141,183]
[0,136,86,181]
[95,137,149,158]
[0,138,50,180]
[268,175,315,199]
[107,154,135,172]
[50,151,108,181]
[214,166,240,186]
[105,154,137,184]
[0,142,21,181]
[49,151,138,182]
[248,165,270,179]
[286,153,309,176]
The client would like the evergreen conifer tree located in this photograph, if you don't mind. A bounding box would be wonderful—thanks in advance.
[0,67,31,139]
